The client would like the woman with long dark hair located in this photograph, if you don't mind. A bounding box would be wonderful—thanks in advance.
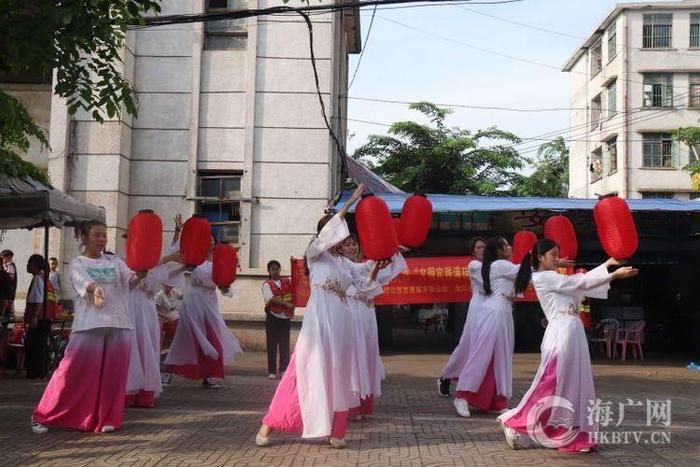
[451,236,519,418]
[499,239,637,452]
[437,237,486,397]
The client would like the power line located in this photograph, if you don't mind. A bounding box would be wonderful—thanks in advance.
[347,95,587,112]
[348,1,379,90]
[457,5,585,40]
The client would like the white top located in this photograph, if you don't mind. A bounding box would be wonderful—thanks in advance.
[485,259,520,298]
[468,259,483,295]
[27,275,44,304]
[70,253,133,332]
[155,288,183,321]
[49,271,61,297]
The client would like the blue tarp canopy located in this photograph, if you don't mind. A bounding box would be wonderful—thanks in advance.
[333,191,700,213]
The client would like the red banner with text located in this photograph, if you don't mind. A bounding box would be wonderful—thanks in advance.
[290,256,538,307]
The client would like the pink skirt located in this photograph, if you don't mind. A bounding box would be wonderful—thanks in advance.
[166,322,225,380]
[33,327,131,433]
[501,357,596,452]
[455,358,508,412]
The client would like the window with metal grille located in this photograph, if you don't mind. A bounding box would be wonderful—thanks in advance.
[642,133,679,168]
[691,13,700,48]
[205,0,248,50]
[607,80,617,118]
[605,137,618,174]
[690,74,700,108]
[590,147,603,183]
[607,22,617,61]
[643,73,673,107]
[590,94,602,130]
[643,14,673,48]
[196,173,242,244]
[641,191,675,199]
[590,42,602,78]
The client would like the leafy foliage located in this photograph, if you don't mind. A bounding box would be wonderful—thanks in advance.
[671,126,700,175]
[352,102,528,195]
[0,0,160,183]
[513,137,569,198]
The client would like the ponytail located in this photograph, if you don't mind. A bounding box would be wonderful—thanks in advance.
[482,236,507,296]
[514,252,534,295]
[514,239,559,295]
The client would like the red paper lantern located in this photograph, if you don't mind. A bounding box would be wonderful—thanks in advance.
[212,243,237,288]
[126,209,163,272]
[512,230,538,265]
[544,215,578,260]
[593,194,639,259]
[356,193,398,260]
[399,194,433,247]
[180,215,212,267]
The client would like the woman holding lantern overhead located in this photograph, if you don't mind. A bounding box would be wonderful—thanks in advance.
[164,235,242,389]
[256,183,389,449]
[498,239,638,452]
[31,221,147,434]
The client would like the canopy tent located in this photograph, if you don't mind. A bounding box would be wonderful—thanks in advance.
[333,191,700,213]
[0,173,106,320]
[345,156,403,194]
[0,174,105,229]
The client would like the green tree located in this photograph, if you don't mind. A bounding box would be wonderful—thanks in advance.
[513,137,569,198]
[0,0,161,184]
[352,102,527,195]
[670,126,700,189]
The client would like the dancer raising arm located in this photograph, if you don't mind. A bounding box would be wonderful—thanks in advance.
[499,239,638,452]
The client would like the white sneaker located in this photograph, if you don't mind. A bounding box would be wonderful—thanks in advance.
[329,437,347,449]
[268,374,276,380]
[100,425,116,433]
[500,422,532,450]
[255,433,271,447]
[31,419,48,434]
[453,398,471,418]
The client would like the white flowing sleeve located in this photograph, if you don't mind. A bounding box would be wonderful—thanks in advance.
[468,260,483,290]
[539,264,612,299]
[115,256,135,292]
[494,260,520,280]
[305,214,350,261]
[376,252,408,286]
[144,263,169,293]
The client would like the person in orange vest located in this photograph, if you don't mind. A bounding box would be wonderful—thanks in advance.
[261,260,294,379]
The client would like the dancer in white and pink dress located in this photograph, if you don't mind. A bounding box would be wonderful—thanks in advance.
[338,235,407,419]
[32,221,147,434]
[164,239,242,388]
[125,256,181,408]
[499,239,638,452]
[452,236,519,418]
[257,184,387,449]
[438,237,486,397]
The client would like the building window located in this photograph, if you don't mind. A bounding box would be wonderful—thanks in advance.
[590,41,602,78]
[690,74,700,108]
[642,133,679,168]
[590,147,603,183]
[607,21,617,61]
[690,192,700,200]
[590,94,602,130]
[607,80,617,118]
[691,13,700,48]
[643,14,673,48]
[205,0,248,50]
[196,173,242,244]
[643,74,673,107]
[641,191,675,199]
[605,137,618,174]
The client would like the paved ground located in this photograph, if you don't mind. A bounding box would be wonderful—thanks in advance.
[2,352,699,466]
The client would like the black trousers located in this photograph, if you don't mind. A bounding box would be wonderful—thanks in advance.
[265,313,291,375]
[25,319,51,379]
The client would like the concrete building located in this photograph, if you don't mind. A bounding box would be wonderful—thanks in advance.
[563,0,700,200]
[0,0,360,332]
